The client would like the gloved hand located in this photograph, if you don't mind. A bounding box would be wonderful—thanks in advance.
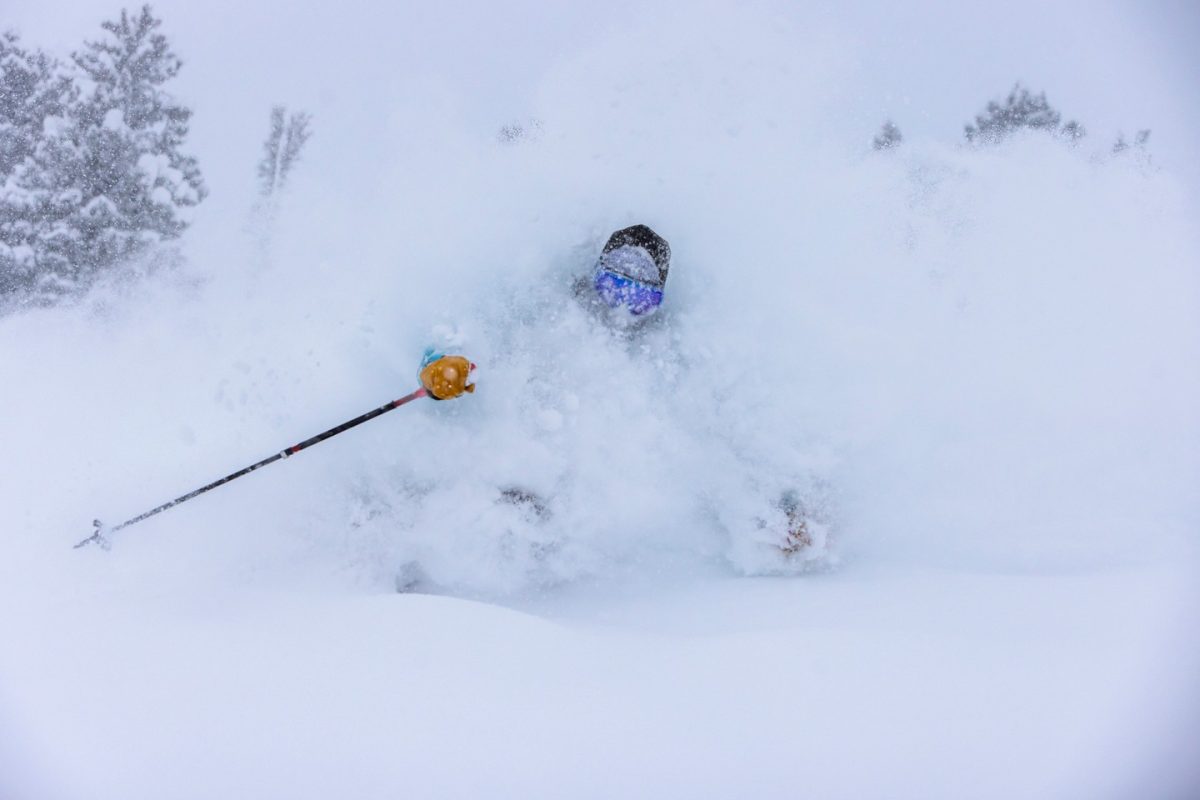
[419,352,476,400]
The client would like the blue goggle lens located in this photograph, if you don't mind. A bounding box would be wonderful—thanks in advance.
[594,270,664,315]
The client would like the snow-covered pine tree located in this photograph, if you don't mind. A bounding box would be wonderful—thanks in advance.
[250,105,310,267]
[1112,129,1152,171]
[1113,129,1151,155]
[257,106,285,198]
[1059,119,1086,146]
[257,105,311,198]
[497,118,543,144]
[43,4,206,293]
[964,83,1085,145]
[872,120,902,151]
[0,30,78,299]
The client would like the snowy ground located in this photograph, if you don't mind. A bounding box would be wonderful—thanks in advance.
[3,1,1199,798]
[3,558,1198,799]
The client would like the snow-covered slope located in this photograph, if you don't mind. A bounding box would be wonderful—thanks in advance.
[4,561,1197,800]
[2,2,1198,798]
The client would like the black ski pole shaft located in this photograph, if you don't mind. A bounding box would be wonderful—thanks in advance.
[75,387,428,549]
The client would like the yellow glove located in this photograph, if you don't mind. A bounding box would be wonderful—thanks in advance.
[419,354,476,400]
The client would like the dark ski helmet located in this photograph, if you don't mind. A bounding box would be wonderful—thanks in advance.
[593,225,671,316]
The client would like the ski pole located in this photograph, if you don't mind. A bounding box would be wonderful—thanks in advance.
[74,387,429,550]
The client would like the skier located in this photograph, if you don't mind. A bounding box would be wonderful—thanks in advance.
[393,223,826,593]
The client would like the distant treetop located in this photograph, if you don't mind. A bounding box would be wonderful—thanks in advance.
[872,120,903,151]
[964,83,1085,145]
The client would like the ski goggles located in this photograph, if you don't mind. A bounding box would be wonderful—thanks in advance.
[593,269,664,315]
